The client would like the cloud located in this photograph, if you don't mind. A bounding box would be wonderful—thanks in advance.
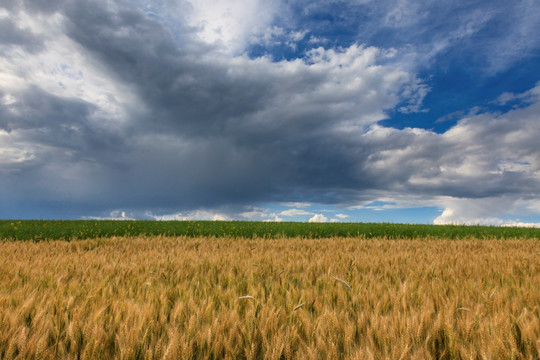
[307,35,328,45]
[1,0,429,217]
[501,222,540,228]
[263,216,284,222]
[0,16,45,53]
[308,214,328,223]
[433,198,540,228]
[280,202,312,208]
[0,0,539,225]
[289,30,308,42]
[239,207,271,220]
[290,1,540,74]
[180,0,280,54]
[433,197,513,226]
[365,89,540,199]
[148,209,232,221]
[279,209,313,217]
[496,83,540,107]
[83,210,134,221]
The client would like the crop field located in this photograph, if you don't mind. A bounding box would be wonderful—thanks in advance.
[2,220,540,240]
[1,234,539,359]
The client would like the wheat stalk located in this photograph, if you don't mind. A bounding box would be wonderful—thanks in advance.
[332,277,352,290]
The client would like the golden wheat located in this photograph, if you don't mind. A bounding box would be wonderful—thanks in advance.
[0,236,539,359]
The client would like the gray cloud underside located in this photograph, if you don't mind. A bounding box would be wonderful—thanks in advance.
[1,0,539,219]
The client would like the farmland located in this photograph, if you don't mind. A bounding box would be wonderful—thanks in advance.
[1,231,539,359]
[1,220,540,241]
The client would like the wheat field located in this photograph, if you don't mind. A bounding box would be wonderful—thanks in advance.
[0,236,539,359]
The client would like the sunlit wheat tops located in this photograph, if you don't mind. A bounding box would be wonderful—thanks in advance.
[0,236,539,359]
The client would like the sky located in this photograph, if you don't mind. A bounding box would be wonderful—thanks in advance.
[1,0,540,225]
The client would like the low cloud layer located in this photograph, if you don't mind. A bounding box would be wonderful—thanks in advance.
[1,0,539,225]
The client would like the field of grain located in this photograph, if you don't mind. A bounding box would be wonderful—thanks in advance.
[3,220,540,241]
[1,236,539,359]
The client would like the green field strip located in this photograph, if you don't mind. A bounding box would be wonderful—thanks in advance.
[1,220,540,241]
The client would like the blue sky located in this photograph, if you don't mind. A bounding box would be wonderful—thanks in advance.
[1,0,540,226]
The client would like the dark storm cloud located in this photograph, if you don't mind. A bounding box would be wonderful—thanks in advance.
[61,0,277,137]
[0,18,45,53]
[25,0,411,209]
[0,90,11,132]
[0,0,66,14]
[2,86,125,161]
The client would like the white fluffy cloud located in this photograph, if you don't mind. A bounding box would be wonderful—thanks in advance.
[308,214,328,223]
[434,201,540,228]
[280,209,313,217]
[364,83,540,225]
[182,0,280,53]
[84,210,134,220]
[148,210,231,221]
[263,216,284,222]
